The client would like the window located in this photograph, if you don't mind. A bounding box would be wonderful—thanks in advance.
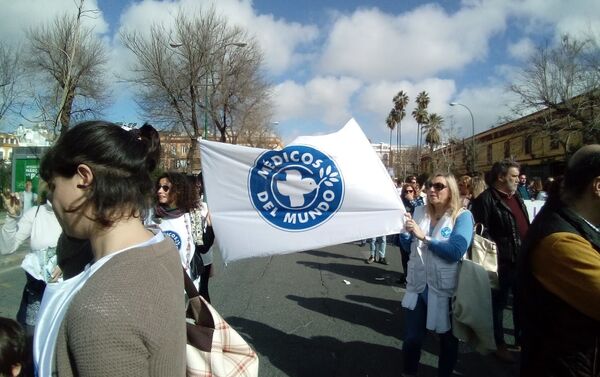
[550,134,560,150]
[487,144,493,164]
[504,141,510,158]
[524,135,533,154]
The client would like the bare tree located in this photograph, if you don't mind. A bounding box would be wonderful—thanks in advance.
[228,88,277,148]
[25,0,109,136]
[0,44,24,123]
[511,34,600,151]
[121,8,272,171]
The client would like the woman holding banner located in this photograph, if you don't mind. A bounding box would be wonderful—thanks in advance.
[400,173,474,377]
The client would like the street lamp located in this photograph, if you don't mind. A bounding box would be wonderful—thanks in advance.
[450,102,476,173]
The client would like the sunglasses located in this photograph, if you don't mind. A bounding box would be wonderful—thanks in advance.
[405,190,414,193]
[425,182,447,191]
[157,185,171,192]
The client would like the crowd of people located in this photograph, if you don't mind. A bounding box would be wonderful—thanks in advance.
[367,150,598,376]
[0,118,597,377]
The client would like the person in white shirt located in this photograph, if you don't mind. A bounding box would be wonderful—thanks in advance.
[19,179,38,214]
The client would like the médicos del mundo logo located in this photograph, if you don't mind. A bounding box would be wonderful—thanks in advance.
[248,145,344,231]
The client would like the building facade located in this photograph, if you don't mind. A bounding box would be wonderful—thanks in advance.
[428,99,594,179]
[0,133,19,162]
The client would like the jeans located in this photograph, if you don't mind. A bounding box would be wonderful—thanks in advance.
[402,291,458,377]
[399,242,410,278]
[492,265,520,346]
[369,236,386,258]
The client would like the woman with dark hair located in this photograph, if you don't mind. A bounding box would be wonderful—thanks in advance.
[530,177,544,200]
[0,317,26,377]
[401,182,423,216]
[398,182,423,284]
[151,173,197,266]
[34,121,185,376]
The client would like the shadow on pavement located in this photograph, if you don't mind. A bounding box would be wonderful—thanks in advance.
[284,295,518,377]
[301,248,366,262]
[296,260,403,286]
[287,294,402,339]
[226,316,440,377]
[346,294,402,314]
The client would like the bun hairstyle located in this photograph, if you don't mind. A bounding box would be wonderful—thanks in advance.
[40,120,161,227]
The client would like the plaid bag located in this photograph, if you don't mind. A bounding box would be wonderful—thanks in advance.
[184,270,259,377]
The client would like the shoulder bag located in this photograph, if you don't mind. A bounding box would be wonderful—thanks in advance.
[470,223,499,289]
[183,269,259,377]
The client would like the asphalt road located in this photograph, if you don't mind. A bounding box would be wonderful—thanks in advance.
[0,241,519,376]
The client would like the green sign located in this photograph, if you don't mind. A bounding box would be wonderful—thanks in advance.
[13,158,41,193]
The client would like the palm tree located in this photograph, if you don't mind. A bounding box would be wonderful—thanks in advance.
[393,90,409,175]
[413,91,430,169]
[386,109,397,167]
[423,113,444,151]
[412,107,429,159]
[415,91,430,108]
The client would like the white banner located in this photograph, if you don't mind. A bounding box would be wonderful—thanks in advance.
[524,200,546,220]
[200,119,406,263]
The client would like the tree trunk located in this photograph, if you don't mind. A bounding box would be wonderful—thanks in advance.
[389,128,393,167]
[59,87,76,136]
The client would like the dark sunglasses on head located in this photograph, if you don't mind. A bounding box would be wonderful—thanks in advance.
[158,185,171,192]
[425,182,447,191]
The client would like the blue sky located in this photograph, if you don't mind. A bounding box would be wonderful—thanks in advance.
[1,0,599,144]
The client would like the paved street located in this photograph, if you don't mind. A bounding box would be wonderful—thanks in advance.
[0,241,519,376]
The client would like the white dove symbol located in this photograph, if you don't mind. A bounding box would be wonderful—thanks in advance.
[275,169,317,207]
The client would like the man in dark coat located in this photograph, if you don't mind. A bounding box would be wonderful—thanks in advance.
[518,145,600,376]
[471,159,530,362]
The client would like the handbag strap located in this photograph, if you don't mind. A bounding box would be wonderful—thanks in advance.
[183,267,200,299]
[473,222,486,236]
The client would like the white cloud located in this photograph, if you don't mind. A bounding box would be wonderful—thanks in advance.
[272,76,362,126]
[449,85,519,136]
[507,0,600,40]
[117,0,318,76]
[318,3,508,81]
[356,78,456,144]
[507,38,535,61]
[0,0,108,47]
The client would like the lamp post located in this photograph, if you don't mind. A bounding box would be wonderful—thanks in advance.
[170,41,246,139]
[450,102,476,173]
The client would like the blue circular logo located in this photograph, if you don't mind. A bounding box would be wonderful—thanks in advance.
[248,145,344,231]
[163,230,182,250]
[440,227,452,238]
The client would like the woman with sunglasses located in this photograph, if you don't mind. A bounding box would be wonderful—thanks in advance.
[400,173,474,377]
[401,182,423,216]
[151,172,199,275]
[34,121,186,376]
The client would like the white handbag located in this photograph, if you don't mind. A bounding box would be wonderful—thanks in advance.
[470,223,499,289]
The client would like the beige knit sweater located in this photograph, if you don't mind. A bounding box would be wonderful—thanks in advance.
[53,238,186,376]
